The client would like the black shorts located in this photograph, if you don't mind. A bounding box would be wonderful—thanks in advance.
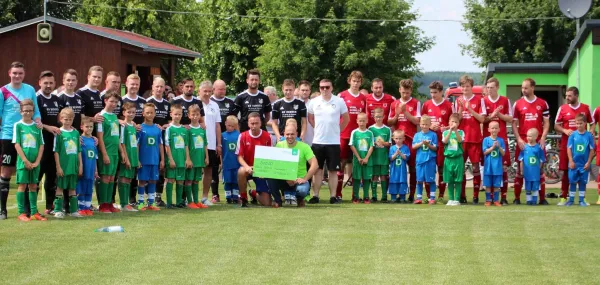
[208,149,220,168]
[1,139,17,167]
[311,144,341,171]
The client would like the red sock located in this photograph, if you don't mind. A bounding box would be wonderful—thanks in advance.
[501,172,508,199]
[597,173,600,195]
[409,171,416,199]
[438,173,446,198]
[249,189,257,199]
[336,171,344,198]
[240,192,248,201]
[461,179,466,199]
[425,183,431,198]
[560,170,569,199]
[473,174,481,199]
[540,176,546,201]
[514,176,523,200]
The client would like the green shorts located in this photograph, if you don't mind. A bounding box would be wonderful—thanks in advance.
[352,164,373,180]
[16,167,40,184]
[185,167,203,182]
[57,174,78,190]
[99,154,119,176]
[166,167,186,181]
[443,156,464,183]
[119,164,138,179]
[372,165,389,176]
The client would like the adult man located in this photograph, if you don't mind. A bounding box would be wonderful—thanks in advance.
[198,81,222,205]
[146,77,171,128]
[421,81,453,200]
[122,74,146,125]
[211,79,236,131]
[366,78,395,126]
[76,66,104,122]
[297,80,314,145]
[388,79,421,202]
[271,79,307,142]
[554,86,593,205]
[234,69,271,132]
[100,71,122,116]
[172,78,204,125]
[264,85,278,144]
[483,77,513,205]
[512,78,550,205]
[267,125,318,207]
[36,71,61,214]
[307,79,349,204]
[0,62,42,220]
[454,75,486,204]
[57,69,84,131]
[236,112,272,207]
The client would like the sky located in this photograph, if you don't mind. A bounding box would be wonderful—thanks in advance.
[411,0,482,72]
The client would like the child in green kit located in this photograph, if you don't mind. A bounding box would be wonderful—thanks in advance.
[118,102,140,211]
[54,107,83,218]
[165,104,191,208]
[442,114,465,206]
[97,91,122,213]
[368,108,392,202]
[349,113,375,204]
[13,99,45,221]
[185,105,209,209]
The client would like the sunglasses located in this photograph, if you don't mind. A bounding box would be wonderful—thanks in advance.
[319,86,331,90]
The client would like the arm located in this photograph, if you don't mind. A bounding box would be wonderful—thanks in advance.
[455,130,463,143]
[497,112,513,123]
[498,140,506,156]
[364,146,374,161]
[271,119,281,141]
[165,146,176,168]
[54,152,63,176]
[308,113,315,128]
[350,145,361,161]
[404,110,420,125]
[119,144,130,168]
[216,123,222,155]
[540,117,550,144]
[77,152,83,176]
[554,122,569,136]
[97,131,109,164]
[483,140,494,155]
[442,131,451,144]
[303,156,319,182]
[340,112,350,131]
[300,117,307,141]
[468,107,486,123]
[412,140,423,150]
[205,146,210,166]
[14,143,30,166]
[159,143,165,170]
[185,146,192,168]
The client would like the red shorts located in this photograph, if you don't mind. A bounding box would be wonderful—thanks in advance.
[597,146,600,166]
[340,137,351,160]
[462,142,482,164]
[406,137,416,169]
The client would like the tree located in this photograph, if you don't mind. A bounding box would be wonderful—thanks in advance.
[0,0,79,28]
[462,0,600,68]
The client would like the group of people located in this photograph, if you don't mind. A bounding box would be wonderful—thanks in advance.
[1,62,599,221]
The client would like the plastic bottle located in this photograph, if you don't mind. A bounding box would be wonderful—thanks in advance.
[95,226,124,232]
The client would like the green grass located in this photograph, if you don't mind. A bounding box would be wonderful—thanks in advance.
[2,184,600,285]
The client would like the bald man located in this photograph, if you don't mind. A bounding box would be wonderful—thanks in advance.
[210,79,236,202]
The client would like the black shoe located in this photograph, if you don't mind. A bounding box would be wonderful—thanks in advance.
[250,199,258,205]
[395,198,402,203]
[371,197,378,203]
[308,196,320,204]
[501,199,509,206]
[381,198,388,203]
[408,197,414,203]
[472,197,479,205]
[330,197,337,204]
[166,204,176,209]
[336,196,343,203]
[176,203,186,209]
[0,210,6,220]
[129,202,138,208]
[226,198,232,204]
[539,199,549,205]
[156,200,166,207]
[241,200,249,207]
[513,199,521,205]
[460,197,468,204]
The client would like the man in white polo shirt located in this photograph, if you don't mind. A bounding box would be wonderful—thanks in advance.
[198,80,222,205]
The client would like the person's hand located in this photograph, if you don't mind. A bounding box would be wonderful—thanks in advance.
[216,145,222,156]
[286,180,296,187]
[463,100,470,111]
[78,165,83,176]
[103,156,110,165]
[169,160,176,169]
[295,178,307,185]
[584,162,590,171]
[124,160,131,169]
[399,103,406,113]
[93,113,104,123]
[363,157,369,164]
[431,123,440,131]
[205,157,209,166]
[47,126,61,135]
[517,138,526,150]
[376,137,384,147]
[440,125,449,132]
[185,159,192,169]
[159,161,165,171]
[400,153,406,160]
[200,122,206,129]
[93,136,98,146]
[423,140,430,147]
[539,137,546,149]
[31,161,39,168]
[94,171,99,179]
[564,129,573,136]
[57,167,64,177]
[244,166,253,174]
[493,141,499,148]
[300,133,305,142]
[276,135,281,142]
[569,161,575,169]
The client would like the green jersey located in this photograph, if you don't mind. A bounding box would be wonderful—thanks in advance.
[188,125,207,167]
[97,110,120,155]
[53,128,81,175]
[12,121,44,170]
[349,128,374,166]
[368,125,392,166]
[276,140,315,179]
[443,129,465,158]
[165,124,188,167]
[120,123,139,167]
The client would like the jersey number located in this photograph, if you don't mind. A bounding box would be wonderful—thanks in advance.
[2,155,10,164]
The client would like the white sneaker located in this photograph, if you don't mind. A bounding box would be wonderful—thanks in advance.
[113,203,121,209]
[446,200,454,206]
[201,199,213,206]
[122,205,139,212]
[291,197,298,206]
[54,212,65,219]
[70,212,84,218]
[452,200,460,206]
[557,198,566,206]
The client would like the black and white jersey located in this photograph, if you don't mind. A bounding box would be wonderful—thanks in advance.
[122,95,146,124]
[272,98,307,135]
[171,95,204,125]
[36,90,61,143]
[76,86,104,117]
[100,90,123,117]
[233,90,272,132]
[57,91,84,131]
[210,95,236,131]
[147,96,171,126]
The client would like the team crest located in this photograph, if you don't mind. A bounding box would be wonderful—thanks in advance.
[536,106,541,110]
[225,103,230,108]
[441,110,446,115]
[471,104,476,109]
[165,105,169,111]
[293,104,298,110]
[77,99,81,105]
[383,103,387,107]
[259,98,263,104]
[409,107,413,112]
[54,101,58,107]
[139,103,143,108]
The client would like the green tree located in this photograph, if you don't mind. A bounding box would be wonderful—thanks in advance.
[0,0,79,28]
[462,0,600,67]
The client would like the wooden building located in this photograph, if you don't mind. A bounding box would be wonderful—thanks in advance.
[0,16,201,93]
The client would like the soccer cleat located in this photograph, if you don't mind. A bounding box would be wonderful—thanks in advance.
[557,198,566,206]
[196,202,209,209]
[272,203,280,208]
[108,204,121,213]
[176,203,186,209]
[308,196,320,204]
[241,201,249,207]
[85,209,94,216]
[54,211,65,219]
[147,205,161,211]
[291,198,298,206]
[78,210,89,216]
[494,201,502,207]
[137,204,146,211]
[565,201,574,207]
[156,200,166,207]
[44,209,53,215]
[460,197,467,204]
[371,197,378,203]
[166,204,176,209]
[352,198,359,204]
[123,205,138,212]
[330,197,338,204]
[203,199,214,206]
[336,196,343,203]
[17,214,31,222]
[453,200,461,206]
[539,199,549,205]
[579,201,588,207]
[583,198,591,206]
[226,198,233,204]
[428,199,436,205]
[31,213,47,221]
[364,198,371,204]
[99,204,112,213]
[446,200,454,206]
[212,195,220,203]
[70,212,84,218]
[250,199,258,205]
[395,198,402,203]
[484,201,491,207]
[408,196,414,203]
[501,199,509,206]
[472,198,479,205]
[437,198,444,204]
[187,203,200,209]
[414,199,422,204]
[513,199,521,205]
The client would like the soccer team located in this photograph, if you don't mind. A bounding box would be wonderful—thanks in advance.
[1,62,599,221]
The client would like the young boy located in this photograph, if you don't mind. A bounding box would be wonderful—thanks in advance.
[53,107,83,218]
[349,113,375,204]
[222,115,241,204]
[442,114,464,206]
[567,114,595,207]
[186,105,209,209]
[482,121,506,207]
[13,99,45,221]
[368,108,392,202]
[118,102,140,211]
[77,117,97,216]
[412,115,438,205]
[518,128,546,205]
[137,103,164,211]
[389,130,410,203]
[97,91,122,213]
[165,104,191,208]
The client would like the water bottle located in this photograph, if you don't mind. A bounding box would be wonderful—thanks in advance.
[95,226,124,232]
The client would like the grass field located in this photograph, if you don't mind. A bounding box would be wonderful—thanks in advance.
[2,183,600,285]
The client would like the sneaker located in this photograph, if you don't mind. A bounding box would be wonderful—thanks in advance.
[408,196,414,203]
[31,213,47,221]
[291,197,298,206]
[78,210,89,216]
[329,197,338,204]
[583,198,591,206]
[147,205,161,211]
[513,199,521,205]
[137,204,146,211]
[85,209,94,216]
[99,204,112,213]
[459,197,467,204]
[501,199,509,206]
[428,199,436,205]
[226,198,233,204]
[176,203,186,209]
[453,200,461,206]
[539,199,549,205]
[364,198,371,204]
[308,196,320,204]
[565,201,574,207]
[196,202,209,209]
[89,204,97,212]
[336,196,343,203]
[213,195,220,203]
[579,201,588,207]
[557,198,567,206]
[446,200,454,206]
[123,205,138,212]
[202,199,214,206]
[187,203,200,209]
[165,204,176,209]
[108,204,120,213]
[241,200,249,207]
[472,197,479,205]
[414,199,422,204]
[250,199,258,205]
[54,211,65,219]
[371,197,378,203]
[484,201,491,207]
[272,203,280,208]
[70,212,84,218]
[352,198,359,204]
[17,213,31,222]
[494,201,502,207]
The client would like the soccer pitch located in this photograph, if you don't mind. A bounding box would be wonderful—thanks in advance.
[2,185,600,285]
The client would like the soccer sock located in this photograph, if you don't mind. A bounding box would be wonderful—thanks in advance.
[85,194,92,210]
[501,172,508,199]
[0,177,10,212]
[438,172,446,198]
[493,190,499,202]
[391,194,397,200]
[371,180,378,199]
[224,183,232,200]
[532,190,539,204]
[336,171,344,198]
[137,184,146,205]
[539,176,546,201]
[409,171,416,199]
[54,195,64,212]
[211,181,219,196]
[485,191,491,202]
[176,183,183,205]
[525,190,532,203]
[473,174,481,199]
[29,191,38,214]
[107,182,115,204]
[381,180,388,200]
[578,181,586,203]
[514,176,523,200]
[425,183,431,199]
[460,179,467,199]
[16,191,25,215]
[416,183,423,200]
[597,173,600,196]
[97,182,106,205]
[429,183,436,200]
[192,183,199,203]
[448,183,455,201]
[69,195,78,213]
[118,183,128,207]
[363,179,371,199]
[147,183,156,205]
[232,184,240,202]
[352,180,360,199]
[561,171,569,199]
[569,183,576,203]
[78,191,85,211]
[184,185,193,205]
[166,182,173,205]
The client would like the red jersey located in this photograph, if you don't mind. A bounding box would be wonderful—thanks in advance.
[555,103,593,143]
[235,129,272,166]
[422,98,454,137]
[593,106,600,147]
[512,96,550,140]
[483,95,512,139]
[388,97,421,139]
[454,94,487,143]
[365,93,395,126]
[339,90,366,139]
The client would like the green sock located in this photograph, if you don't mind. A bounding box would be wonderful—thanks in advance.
[192,183,199,203]
[371,181,378,199]
[453,183,460,201]
[16,191,25,215]
[175,183,183,205]
[363,179,371,199]
[381,180,388,200]
[107,182,115,204]
[448,183,455,201]
[166,182,173,205]
[69,195,78,213]
[352,179,360,199]
[184,185,192,204]
[28,191,38,214]
[118,183,129,207]
[54,195,64,212]
[98,182,107,204]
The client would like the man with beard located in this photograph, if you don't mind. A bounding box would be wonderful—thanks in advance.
[234,69,271,132]
[76,66,105,124]
[365,78,395,127]
[100,71,122,117]
[172,78,204,125]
